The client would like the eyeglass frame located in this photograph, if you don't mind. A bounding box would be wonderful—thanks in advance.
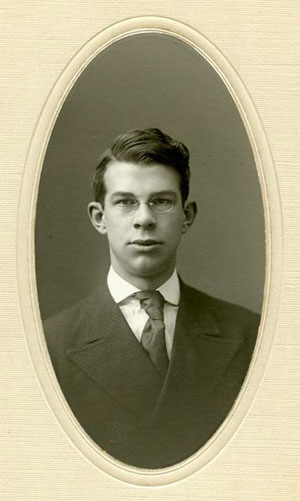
[110,192,179,213]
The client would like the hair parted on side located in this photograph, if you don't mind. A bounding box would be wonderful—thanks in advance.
[92,128,191,205]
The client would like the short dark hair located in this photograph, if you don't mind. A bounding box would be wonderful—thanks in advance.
[92,128,191,205]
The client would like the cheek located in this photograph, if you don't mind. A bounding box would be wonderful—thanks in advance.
[163,226,184,250]
[105,218,131,245]
[165,215,184,235]
[105,214,126,232]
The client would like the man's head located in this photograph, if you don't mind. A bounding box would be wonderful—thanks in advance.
[88,128,197,289]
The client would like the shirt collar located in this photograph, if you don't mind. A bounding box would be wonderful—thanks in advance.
[107,266,180,306]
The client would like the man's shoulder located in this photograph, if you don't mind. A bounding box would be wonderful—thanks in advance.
[43,285,113,347]
[180,281,261,336]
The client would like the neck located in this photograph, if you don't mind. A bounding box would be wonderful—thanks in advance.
[111,265,176,291]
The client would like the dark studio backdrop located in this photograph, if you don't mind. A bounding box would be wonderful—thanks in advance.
[35,33,265,320]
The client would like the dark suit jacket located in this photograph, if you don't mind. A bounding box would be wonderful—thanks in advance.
[44,282,259,469]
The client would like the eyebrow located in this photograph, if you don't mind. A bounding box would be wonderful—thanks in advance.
[110,191,178,198]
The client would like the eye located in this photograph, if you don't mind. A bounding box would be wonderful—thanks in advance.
[149,196,175,212]
[114,198,136,207]
[151,197,173,207]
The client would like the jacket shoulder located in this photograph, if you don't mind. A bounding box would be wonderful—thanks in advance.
[180,282,260,345]
[182,281,259,315]
[43,287,113,367]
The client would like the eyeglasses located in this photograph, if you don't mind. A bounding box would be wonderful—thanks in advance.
[112,195,176,213]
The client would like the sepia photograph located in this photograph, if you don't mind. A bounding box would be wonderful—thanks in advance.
[35,33,264,469]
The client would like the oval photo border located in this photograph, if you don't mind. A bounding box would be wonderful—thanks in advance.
[18,16,282,486]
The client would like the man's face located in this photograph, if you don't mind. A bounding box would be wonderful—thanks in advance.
[89,161,196,286]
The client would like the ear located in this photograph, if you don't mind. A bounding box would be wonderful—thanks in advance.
[182,201,197,234]
[87,202,107,235]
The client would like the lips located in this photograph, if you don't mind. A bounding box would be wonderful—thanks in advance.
[130,239,162,247]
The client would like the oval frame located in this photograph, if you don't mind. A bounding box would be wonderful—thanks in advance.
[18,16,282,486]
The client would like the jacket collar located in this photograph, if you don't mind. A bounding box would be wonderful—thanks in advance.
[152,282,239,416]
[66,282,241,418]
[66,286,164,416]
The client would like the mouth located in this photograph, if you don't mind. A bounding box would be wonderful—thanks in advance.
[129,239,162,248]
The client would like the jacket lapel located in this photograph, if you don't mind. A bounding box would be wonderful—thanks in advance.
[65,282,242,427]
[152,282,242,420]
[66,287,163,417]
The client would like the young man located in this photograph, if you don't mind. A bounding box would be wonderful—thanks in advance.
[44,128,260,469]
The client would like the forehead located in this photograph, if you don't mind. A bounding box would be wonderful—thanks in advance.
[104,160,181,194]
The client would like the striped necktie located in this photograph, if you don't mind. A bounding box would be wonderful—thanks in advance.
[135,290,169,377]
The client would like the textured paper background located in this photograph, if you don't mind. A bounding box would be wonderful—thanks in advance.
[1,1,299,499]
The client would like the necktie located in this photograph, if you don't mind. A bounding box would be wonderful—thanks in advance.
[135,290,169,377]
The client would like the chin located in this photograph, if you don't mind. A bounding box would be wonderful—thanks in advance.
[129,257,172,279]
[131,264,159,278]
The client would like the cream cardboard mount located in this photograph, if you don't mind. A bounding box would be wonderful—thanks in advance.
[17,17,282,487]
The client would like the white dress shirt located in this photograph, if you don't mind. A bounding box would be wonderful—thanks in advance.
[107,267,180,359]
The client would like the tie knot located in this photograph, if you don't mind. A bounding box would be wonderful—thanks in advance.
[135,290,165,320]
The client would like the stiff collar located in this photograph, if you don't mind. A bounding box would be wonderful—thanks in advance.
[107,266,180,306]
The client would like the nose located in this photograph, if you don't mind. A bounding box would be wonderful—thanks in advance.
[133,202,156,229]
